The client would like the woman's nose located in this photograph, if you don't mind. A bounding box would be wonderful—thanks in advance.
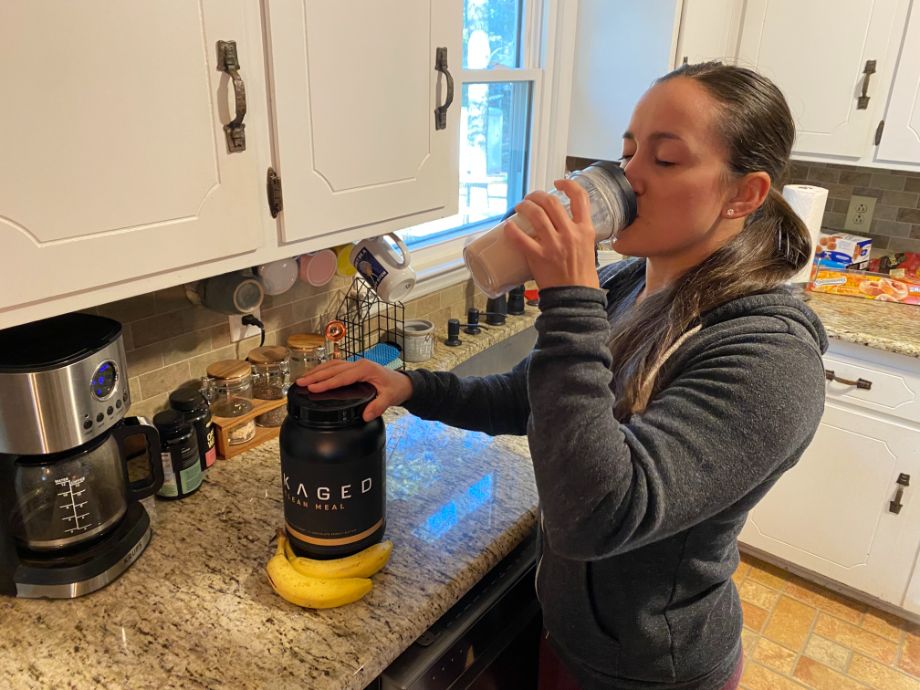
[622,160,643,196]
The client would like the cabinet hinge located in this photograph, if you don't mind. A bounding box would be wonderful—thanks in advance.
[267,167,283,218]
[875,120,885,146]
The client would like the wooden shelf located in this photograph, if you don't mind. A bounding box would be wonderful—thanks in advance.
[211,397,287,460]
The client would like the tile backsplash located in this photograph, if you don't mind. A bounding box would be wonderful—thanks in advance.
[785,161,920,252]
[88,275,489,420]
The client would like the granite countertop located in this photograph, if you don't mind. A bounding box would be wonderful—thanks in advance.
[806,291,920,358]
[0,311,541,690]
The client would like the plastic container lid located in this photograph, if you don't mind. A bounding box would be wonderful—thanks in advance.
[287,382,376,428]
[168,387,209,414]
[153,409,193,438]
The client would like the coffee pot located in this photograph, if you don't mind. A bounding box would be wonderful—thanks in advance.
[0,313,163,598]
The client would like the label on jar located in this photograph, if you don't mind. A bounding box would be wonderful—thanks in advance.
[203,423,217,468]
[179,460,204,495]
[281,453,385,546]
[158,452,178,498]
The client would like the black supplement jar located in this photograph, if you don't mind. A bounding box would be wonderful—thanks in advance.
[168,387,217,472]
[279,382,385,559]
[153,409,203,500]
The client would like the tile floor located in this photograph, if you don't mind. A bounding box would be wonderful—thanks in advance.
[736,553,920,689]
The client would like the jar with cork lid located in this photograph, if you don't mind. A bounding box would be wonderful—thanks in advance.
[247,345,291,427]
[287,333,327,380]
[205,359,256,445]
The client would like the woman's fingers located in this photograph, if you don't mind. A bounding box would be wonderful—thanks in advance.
[533,188,575,236]
[305,365,368,393]
[515,197,561,245]
[555,179,590,225]
[295,360,351,387]
[504,220,544,257]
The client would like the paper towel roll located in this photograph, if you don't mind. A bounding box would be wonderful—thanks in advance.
[782,184,829,284]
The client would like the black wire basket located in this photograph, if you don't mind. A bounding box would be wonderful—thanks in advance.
[335,276,406,370]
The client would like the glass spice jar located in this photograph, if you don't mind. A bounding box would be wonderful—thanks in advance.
[205,359,256,445]
[287,333,327,380]
[248,345,292,427]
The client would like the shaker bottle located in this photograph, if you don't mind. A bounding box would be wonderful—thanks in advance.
[463,161,636,298]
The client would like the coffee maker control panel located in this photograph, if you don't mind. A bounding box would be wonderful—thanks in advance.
[91,361,118,401]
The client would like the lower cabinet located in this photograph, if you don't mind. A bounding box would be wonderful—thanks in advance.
[739,345,920,612]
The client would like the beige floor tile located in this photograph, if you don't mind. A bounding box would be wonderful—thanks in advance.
[849,654,920,690]
[741,627,760,655]
[747,559,791,592]
[899,628,920,678]
[814,613,899,665]
[763,596,817,652]
[861,607,909,642]
[733,561,752,587]
[742,661,808,690]
[742,601,770,633]
[784,576,865,625]
[793,657,869,690]
[804,634,851,672]
[740,579,781,610]
[753,637,797,675]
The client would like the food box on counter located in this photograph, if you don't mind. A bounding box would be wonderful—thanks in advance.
[808,264,920,305]
[816,232,872,266]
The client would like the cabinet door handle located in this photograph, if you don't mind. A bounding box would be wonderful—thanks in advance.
[217,40,247,152]
[889,473,910,514]
[434,47,454,131]
[824,369,872,390]
[856,59,876,110]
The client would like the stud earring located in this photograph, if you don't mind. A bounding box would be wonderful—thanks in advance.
[726,208,735,217]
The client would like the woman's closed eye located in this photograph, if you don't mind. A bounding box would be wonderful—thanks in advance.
[618,154,677,167]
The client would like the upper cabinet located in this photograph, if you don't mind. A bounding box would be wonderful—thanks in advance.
[737,0,909,160]
[568,0,920,169]
[674,0,744,66]
[0,1,273,320]
[876,0,920,165]
[0,1,462,330]
[264,0,461,246]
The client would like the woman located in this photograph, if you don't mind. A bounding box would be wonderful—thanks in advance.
[300,62,827,690]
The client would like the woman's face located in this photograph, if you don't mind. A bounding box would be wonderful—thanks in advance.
[613,77,734,258]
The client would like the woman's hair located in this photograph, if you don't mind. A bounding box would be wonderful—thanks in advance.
[610,61,811,420]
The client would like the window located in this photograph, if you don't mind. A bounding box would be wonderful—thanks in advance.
[400,0,542,251]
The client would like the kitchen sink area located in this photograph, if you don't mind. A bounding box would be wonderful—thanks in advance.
[449,326,536,377]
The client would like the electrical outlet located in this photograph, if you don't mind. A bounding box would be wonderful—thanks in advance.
[228,308,261,342]
[844,195,877,232]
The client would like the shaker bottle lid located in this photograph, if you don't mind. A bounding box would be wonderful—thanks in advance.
[247,345,291,365]
[588,160,637,222]
[153,409,192,436]
[287,382,377,427]
[168,387,208,413]
[206,359,252,382]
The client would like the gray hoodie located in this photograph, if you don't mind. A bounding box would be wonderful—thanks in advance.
[404,259,827,689]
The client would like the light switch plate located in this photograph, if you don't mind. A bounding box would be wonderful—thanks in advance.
[228,308,261,342]
[844,195,877,233]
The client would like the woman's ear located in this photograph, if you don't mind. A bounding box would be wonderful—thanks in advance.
[723,172,772,220]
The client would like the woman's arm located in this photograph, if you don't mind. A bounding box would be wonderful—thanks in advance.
[401,357,531,436]
[528,286,826,561]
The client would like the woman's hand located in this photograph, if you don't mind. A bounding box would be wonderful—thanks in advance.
[504,178,600,290]
[295,359,413,421]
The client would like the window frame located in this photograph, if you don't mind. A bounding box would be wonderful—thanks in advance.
[406,0,579,298]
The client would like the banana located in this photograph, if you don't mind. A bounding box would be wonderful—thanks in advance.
[284,535,393,580]
[266,532,372,609]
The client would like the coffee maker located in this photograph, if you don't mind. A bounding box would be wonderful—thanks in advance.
[0,313,163,598]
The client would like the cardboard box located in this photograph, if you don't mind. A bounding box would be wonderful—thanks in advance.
[809,266,920,305]
[816,232,872,266]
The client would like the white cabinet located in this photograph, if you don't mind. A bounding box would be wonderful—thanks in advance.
[0,1,273,319]
[264,0,461,246]
[876,0,920,165]
[567,0,682,161]
[737,0,909,160]
[674,0,743,66]
[740,342,920,611]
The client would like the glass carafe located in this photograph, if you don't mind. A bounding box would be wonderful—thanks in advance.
[8,418,162,551]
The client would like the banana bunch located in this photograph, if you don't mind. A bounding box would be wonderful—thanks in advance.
[265,528,393,609]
